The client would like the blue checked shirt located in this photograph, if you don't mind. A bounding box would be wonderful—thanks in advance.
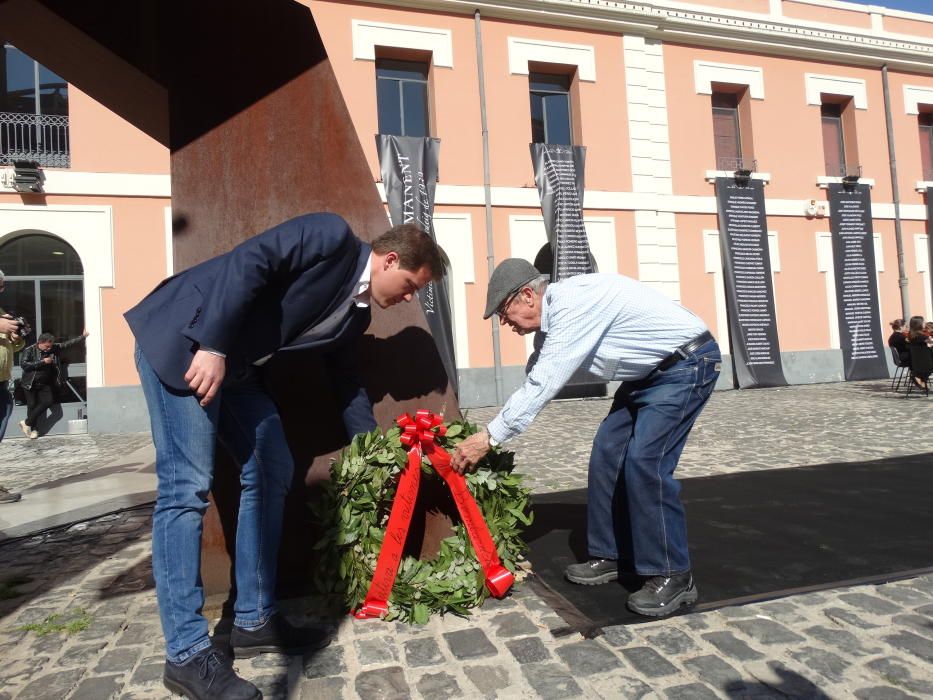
[487,273,709,444]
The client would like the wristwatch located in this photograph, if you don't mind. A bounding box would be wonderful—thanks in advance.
[485,427,499,449]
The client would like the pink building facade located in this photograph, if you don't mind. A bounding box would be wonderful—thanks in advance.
[1,0,932,433]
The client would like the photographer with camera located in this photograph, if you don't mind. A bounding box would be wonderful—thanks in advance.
[18,329,89,439]
[0,270,26,503]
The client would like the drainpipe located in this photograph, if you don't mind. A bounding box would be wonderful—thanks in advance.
[881,63,911,319]
[475,9,503,405]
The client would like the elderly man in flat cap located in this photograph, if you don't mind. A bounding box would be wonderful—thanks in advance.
[452,259,720,618]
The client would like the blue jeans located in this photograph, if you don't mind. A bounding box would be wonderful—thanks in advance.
[135,346,294,663]
[587,340,721,576]
[0,385,12,442]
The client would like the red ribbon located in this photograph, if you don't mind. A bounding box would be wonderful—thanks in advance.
[354,410,515,619]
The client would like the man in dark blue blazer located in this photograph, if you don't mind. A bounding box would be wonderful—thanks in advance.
[126,212,446,700]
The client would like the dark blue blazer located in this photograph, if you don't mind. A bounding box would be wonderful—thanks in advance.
[125,212,376,435]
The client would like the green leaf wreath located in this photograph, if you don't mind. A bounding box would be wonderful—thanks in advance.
[310,418,533,624]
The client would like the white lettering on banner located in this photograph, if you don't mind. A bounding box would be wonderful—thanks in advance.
[719,185,780,367]
[416,167,436,315]
[832,191,881,363]
[396,153,414,224]
[541,147,594,280]
[393,146,437,315]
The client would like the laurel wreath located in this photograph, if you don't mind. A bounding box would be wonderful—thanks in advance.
[310,419,532,623]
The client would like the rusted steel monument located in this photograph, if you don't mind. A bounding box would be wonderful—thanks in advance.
[0,0,458,594]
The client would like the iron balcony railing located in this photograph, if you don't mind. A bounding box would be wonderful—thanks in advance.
[0,111,70,168]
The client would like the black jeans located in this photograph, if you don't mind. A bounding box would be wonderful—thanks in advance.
[24,383,55,429]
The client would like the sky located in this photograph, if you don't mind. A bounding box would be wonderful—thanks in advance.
[842,0,933,15]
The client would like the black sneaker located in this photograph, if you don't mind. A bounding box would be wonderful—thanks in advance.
[626,571,697,617]
[163,648,261,700]
[230,612,332,658]
[565,558,619,585]
[0,485,21,504]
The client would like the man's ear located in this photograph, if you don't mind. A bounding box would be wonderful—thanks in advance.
[384,251,399,269]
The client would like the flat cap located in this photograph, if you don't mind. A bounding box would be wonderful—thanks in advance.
[483,258,541,319]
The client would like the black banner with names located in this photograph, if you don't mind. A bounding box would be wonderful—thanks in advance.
[530,144,595,281]
[376,134,458,395]
[927,188,933,308]
[529,143,600,390]
[826,183,888,381]
[714,177,787,388]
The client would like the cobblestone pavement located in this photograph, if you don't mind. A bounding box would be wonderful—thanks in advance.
[0,434,153,492]
[469,379,933,491]
[0,379,931,699]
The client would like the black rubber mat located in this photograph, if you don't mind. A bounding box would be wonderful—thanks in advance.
[524,453,933,635]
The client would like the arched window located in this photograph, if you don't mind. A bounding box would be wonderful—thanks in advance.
[0,232,85,402]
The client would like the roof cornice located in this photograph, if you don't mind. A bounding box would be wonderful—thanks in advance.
[366,0,933,73]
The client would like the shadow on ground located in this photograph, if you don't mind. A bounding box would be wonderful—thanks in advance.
[526,452,933,631]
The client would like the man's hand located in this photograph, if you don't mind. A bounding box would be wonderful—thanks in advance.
[451,430,492,474]
[42,356,53,364]
[0,316,19,335]
[184,349,226,407]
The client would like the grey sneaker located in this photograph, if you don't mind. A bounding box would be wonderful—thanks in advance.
[564,558,619,585]
[0,485,22,503]
[18,420,30,438]
[626,572,697,617]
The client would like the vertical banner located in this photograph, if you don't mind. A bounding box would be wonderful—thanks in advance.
[529,143,599,389]
[826,183,888,380]
[530,144,595,281]
[714,177,787,388]
[927,188,933,307]
[377,135,458,395]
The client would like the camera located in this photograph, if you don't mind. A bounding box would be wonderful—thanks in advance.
[2,314,32,337]
[14,317,31,336]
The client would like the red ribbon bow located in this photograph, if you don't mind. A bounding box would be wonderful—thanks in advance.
[353,411,515,619]
[397,409,446,450]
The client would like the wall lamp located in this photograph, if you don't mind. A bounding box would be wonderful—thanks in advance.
[841,174,860,191]
[12,160,43,193]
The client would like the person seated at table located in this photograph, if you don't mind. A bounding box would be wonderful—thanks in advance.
[906,316,931,389]
[909,316,933,345]
[888,318,908,363]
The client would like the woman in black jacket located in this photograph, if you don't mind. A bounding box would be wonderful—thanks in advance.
[18,330,88,438]
[887,318,908,364]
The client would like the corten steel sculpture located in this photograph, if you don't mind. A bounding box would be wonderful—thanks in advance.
[0,0,459,595]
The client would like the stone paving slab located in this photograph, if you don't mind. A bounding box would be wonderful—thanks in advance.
[0,433,153,492]
[0,379,931,698]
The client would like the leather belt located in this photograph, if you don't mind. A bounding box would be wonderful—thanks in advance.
[655,330,715,372]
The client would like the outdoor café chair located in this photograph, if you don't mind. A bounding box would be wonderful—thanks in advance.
[889,346,910,392]
[905,344,932,398]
